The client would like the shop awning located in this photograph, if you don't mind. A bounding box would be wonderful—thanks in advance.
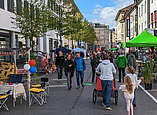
[126,29,157,47]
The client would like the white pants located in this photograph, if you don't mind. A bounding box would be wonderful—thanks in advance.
[125,98,133,115]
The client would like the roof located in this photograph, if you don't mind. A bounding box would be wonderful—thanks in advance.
[115,4,136,21]
[123,4,136,19]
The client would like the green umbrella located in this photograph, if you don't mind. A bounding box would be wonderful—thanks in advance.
[110,48,118,51]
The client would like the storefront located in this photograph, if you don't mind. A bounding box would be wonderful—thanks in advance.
[0,31,12,62]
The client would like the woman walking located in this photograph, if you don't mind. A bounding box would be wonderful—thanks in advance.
[64,54,75,90]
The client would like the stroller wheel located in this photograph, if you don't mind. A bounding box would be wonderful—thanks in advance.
[114,90,118,105]
[93,89,97,104]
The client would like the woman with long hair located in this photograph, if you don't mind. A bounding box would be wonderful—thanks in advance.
[119,76,143,115]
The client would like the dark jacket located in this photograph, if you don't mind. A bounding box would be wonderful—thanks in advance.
[56,56,65,66]
[127,53,136,68]
[64,59,75,72]
[74,57,86,71]
[91,57,99,69]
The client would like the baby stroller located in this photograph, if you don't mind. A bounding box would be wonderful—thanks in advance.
[93,76,118,105]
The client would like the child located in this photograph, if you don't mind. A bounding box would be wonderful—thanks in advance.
[119,76,143,115]
[125,66,138,107]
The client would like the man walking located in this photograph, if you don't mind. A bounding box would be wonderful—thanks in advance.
[127,48,136,69]
[91,52,99,82]
[96,54,116,110]
[75,52,86,89]
[116,51,128,83]
[56,51,65,79]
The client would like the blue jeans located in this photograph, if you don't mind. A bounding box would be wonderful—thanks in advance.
[101,80,112,107]
[76,71,84,86]
[57,66,63,79]
[133,89,136,105]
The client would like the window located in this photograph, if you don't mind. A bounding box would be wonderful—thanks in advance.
[151,13,154,28]
[154,11,157,28]
[145,1,146,13]
[139,7,140,17]
[49,38,53,51]
[7,0,14,12]
[16,0,22,15]
[0,0,4,9]
[121,23,124,33]
[141,4,143,16]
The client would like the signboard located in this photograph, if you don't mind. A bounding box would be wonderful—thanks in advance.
[127,19,130,37]
[0,51,15,56]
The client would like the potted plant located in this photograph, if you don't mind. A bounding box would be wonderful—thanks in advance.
[142,59,154,90]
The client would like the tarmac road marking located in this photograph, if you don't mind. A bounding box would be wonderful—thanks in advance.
[52,79,67,81]
[139,85,157,104]
[48,85,67,88]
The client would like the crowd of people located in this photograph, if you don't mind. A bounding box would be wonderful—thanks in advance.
[54,48,157,115]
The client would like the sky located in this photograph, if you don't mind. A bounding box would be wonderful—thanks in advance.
[75,0,134,28]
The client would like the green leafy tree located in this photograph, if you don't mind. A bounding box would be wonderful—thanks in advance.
[12,0,58,50]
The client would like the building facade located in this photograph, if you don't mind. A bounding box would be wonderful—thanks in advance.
[150,0,157,30]
[90,23,110,50]
[137,0,150,34]
[109,29,117,48]
[115,9,126,43]
[115,4,136,43]
[129,5,138,39]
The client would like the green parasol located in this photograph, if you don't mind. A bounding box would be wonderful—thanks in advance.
[110,48,118,51]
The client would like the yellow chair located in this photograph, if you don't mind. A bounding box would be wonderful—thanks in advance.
[0,94,9,111]
[32,84,41,88]
[29,88,46,106]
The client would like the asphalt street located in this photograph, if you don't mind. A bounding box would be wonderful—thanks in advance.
[1,60,157,115]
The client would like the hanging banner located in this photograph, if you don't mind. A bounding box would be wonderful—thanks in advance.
[127,19,130,37]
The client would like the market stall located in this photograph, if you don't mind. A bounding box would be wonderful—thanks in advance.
[126,29,157,47]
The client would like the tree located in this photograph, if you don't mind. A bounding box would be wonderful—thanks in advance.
[12,0,57,50]
[79,20,96,43]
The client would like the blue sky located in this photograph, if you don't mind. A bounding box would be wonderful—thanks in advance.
[75,0,133,28]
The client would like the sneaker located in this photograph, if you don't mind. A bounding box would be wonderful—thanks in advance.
[106,107,112,111]
[76,86,80,89]
[133,104,136,108]
[102,103,106,108]
[81,84,84,88]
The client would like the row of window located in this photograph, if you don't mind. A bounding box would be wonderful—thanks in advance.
[0,0,62,16]
[0,0,21,13]
[151,11,157,28]
[138,0,146,17]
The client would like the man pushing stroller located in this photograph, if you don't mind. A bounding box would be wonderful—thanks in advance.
[96,54,116,110]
